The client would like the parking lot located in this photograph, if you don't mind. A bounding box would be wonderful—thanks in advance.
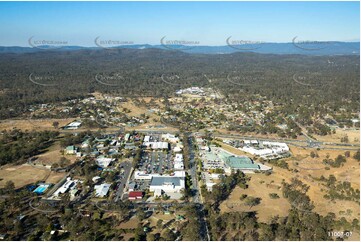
[127,132,181,195]
[138,151,173,174]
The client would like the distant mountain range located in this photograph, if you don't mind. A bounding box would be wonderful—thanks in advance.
[0,42,359,55]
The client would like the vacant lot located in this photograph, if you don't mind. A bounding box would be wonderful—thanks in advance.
[0,164,50,188]
[288,146,360,187]
[35,141,78,166]
[314,128,360,145]
[220,146,360,225]
[117,215,139,229]
[118,99,161,118]
[0,118,75,131]
[220,172,291,223]
[287,146,360,221]
[214,129,306,141]
[46,171,66,184]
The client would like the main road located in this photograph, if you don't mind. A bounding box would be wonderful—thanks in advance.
[114,161,132,202]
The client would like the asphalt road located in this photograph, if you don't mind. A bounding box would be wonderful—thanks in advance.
[186,133,200,204]
[114,161,132,202]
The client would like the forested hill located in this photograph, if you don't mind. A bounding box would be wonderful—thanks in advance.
[0,48,359,119]
[0,41,359,55]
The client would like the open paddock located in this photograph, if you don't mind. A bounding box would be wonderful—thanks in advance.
[220,172,291,223]
[0,164,50,188]
[35,141,78,166]
[314,128,360,145]
[0,118,76,131]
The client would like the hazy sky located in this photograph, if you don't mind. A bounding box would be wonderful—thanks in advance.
[0,1,359,46]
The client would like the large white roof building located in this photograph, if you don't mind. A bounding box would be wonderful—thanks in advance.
[241,141,289,158]
[96,157,115,168]
[143,141,169,150]
[94,183,111,197]
[174,154,184,170]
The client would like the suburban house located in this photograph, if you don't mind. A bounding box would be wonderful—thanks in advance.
[96,157,115,168]
[94,183,111,197]
[63,121,82,130]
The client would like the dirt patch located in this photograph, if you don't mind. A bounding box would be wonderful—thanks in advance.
[314,128,360,145]
[220,146,360,224]
[0,164,50,188]
[117,216,139,229]
[220,172,291,223]
[35,141,78,166]
[0,118,75,131]
[280,146,359,222]
[46,171,66,184]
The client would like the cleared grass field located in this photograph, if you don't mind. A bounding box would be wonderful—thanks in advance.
[220,172,291,223]
[0,164,50,188]
[214,129,306,141]
[46,171,66,184]
[0,118,75,131]
[35,141,78,166]
[220,146,360,225]
[287,146,360,222]
[117,215,139,229]
[314,128,360,145]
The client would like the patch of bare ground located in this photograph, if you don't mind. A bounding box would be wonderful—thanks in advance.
[220,172,291,223]
[0,164,50,188]
[0,118,75,131]
[314,128,360,145]
[220,146,359,225]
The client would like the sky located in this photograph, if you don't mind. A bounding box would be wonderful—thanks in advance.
[0,1,359,46]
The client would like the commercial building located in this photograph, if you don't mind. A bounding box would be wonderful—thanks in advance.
[161,133,180,143]
[53,177,77,197]
[143,141,169,150]
[241,140,290,159]
[149,171,185,196]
